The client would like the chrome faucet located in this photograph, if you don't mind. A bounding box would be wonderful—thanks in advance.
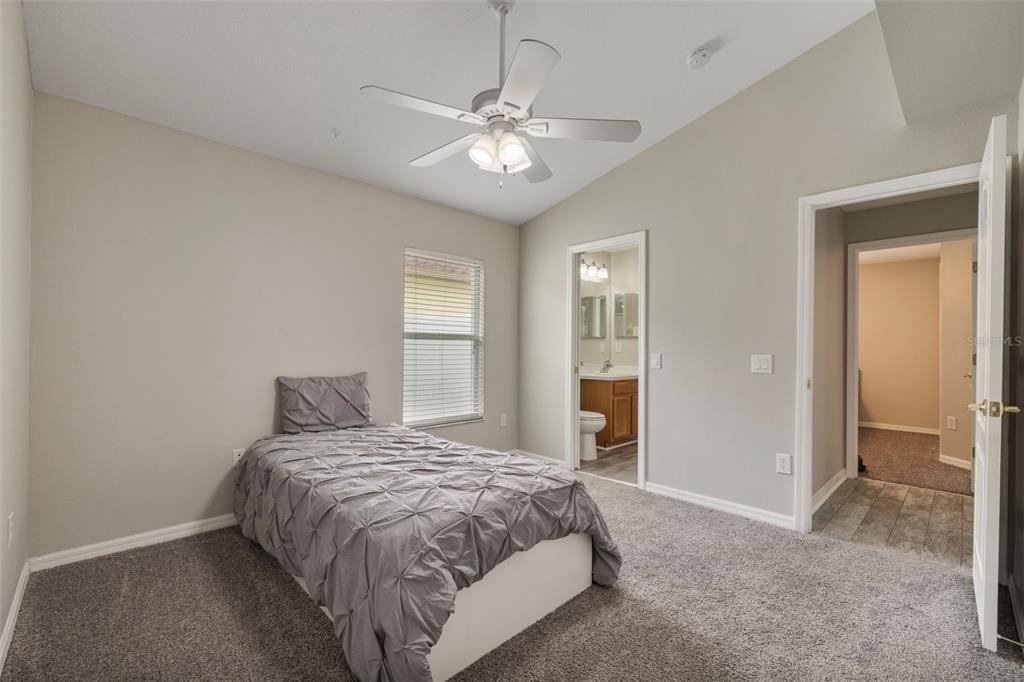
[600,359,614,373]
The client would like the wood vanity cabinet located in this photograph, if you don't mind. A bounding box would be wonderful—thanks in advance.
[581,378,638,448]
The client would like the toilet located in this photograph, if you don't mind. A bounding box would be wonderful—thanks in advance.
[579,410,607,462]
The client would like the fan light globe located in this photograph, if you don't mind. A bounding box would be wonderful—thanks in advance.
[468,135,496,167]
[498,133,527,165]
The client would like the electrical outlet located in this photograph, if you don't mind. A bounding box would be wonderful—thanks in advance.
[500,413,508,427]
[7,512,14,550]
[775,453,792,476]
[232,448,246,466]
[947,416,958,431]
[650,352,662,369]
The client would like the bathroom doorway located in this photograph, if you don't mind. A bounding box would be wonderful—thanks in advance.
[565,231,647,488]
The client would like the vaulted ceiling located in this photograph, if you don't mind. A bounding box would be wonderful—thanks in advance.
[877,0,1024,123]
[23,1,873,224]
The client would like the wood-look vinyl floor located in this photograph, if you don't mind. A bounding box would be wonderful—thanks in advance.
[579,443,638,484]
[813,477,973,572]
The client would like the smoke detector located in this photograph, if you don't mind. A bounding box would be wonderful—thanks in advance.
[687,47,713,69]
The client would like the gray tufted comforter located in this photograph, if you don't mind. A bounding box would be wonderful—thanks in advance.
[234,424,621,681]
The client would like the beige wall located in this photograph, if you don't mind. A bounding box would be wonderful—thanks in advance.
[858,258,940,430]
[579,251,611,365]
[845,192,979,243]
[578,248,640,368]
[518,12,1016,516]
[610,249,639,368]
[30,94,519,556]
[812,208,846,492]
[0,0,33,623]
[939,240,975,464]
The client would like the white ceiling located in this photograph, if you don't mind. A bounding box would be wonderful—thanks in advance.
[859,243,942,265]
[876,0,1024,123]
[23,0,873,225]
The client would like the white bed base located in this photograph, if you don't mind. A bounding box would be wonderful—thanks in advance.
[294,533,592,681]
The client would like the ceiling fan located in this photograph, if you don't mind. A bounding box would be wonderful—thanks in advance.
[360,1,641,184]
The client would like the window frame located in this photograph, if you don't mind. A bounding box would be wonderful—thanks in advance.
[401,248,485,428]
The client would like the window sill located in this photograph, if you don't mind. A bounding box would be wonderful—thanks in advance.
[405,416,484,430]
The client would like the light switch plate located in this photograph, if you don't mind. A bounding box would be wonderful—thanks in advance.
[947,416,958,431]
[650,352,662,369]
[500,413,508,428]
[751,354,774,374]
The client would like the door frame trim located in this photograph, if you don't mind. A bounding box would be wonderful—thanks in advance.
[564,230,647,488]
[845,227,978,478]
[794,162,980,533]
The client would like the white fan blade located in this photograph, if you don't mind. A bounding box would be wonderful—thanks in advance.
[519,137,552,183]
[409,134,481,167]
[497,40,561,116]
[525,117,641,142]
[361,86,484,125]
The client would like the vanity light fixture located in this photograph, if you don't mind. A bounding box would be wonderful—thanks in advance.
[580,260,609,283]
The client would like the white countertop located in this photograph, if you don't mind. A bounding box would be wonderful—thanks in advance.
[579,366,638,381]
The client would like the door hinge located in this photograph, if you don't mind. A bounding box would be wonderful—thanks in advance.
[972,446,976,460]
[972,261,978,273]
[972,353,977,366]
[806,379,811,389]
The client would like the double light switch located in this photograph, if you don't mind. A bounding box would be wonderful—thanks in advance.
[751,354,774,375]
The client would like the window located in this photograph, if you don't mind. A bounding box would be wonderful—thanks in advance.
[403,249,484,427]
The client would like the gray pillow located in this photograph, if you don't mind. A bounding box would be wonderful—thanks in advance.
[277,373,372,434]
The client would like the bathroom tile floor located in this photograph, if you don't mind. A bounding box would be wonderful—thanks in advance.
[579,443,638,485]
[813,477,973,572]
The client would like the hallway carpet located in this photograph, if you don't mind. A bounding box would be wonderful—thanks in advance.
[4,475,1019,680]
[859,427,972,496]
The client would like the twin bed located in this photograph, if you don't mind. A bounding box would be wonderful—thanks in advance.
[233,375,620,681]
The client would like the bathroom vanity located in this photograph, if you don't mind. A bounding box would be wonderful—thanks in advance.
[580,377,638,448]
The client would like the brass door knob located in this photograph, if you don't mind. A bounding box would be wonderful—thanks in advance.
[963,372,973,379]
[968,401,988,412]
[987,401,1019,417]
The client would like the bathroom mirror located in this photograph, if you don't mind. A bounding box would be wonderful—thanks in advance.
[614,292,639,338]
[580,295,606,339]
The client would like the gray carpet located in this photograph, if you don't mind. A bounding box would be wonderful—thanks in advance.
[860,427,972,496]
[4,475,1021,680]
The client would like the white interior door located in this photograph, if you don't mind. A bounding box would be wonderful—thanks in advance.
[971,114,1007,652]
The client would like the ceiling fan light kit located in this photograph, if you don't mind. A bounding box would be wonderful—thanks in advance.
[360,0,642,185]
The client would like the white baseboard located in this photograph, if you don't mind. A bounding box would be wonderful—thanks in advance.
[511,449,570,469]
[859,421,940,436]
[29,513,237,572]
[644,482,795,530]
[812,469,848,513]
[597,440,637,452]
[0,561,30,671]
[939,453,972,470]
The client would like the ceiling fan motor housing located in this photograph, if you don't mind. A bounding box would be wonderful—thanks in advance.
[471,88,532,125]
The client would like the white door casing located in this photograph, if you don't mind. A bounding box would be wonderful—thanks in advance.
[971,114,1007,653]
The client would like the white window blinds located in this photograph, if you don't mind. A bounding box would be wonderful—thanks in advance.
[403,249,485,427]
